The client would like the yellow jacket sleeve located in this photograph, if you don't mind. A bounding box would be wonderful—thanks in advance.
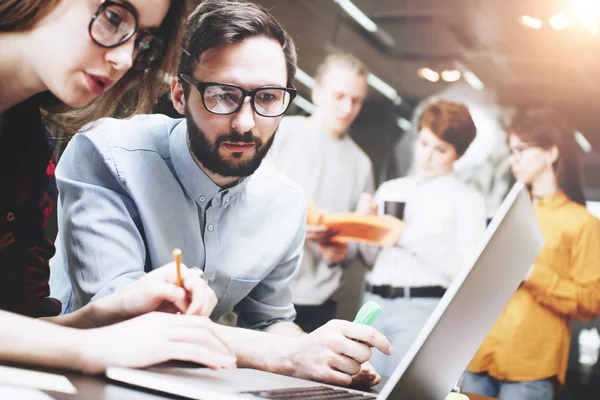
[523,216,600,320]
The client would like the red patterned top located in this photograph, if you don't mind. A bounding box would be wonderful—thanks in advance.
[0,96,61,317]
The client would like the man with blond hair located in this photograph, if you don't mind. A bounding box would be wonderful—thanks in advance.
[268,53,374,332]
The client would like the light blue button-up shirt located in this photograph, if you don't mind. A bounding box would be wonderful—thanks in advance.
[49,114,306,329]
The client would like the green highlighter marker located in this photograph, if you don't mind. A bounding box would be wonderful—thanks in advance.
[353,300,382,326]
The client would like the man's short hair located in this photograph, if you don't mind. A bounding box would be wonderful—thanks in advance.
[178,0,297,95]
[418,100,477,157]
[314,52,369,86]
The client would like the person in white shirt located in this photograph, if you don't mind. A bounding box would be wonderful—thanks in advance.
[357,100,487,376]
[268,53,374,332]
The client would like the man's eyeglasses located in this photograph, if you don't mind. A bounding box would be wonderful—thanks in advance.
[89,0,164,70]
[179,74,297,118]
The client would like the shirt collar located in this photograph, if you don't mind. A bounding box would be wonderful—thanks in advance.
[414,172,455,186]
[169,119,249,208]
[535,190,570,210]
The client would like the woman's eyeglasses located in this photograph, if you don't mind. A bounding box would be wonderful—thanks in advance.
[89,0,164,70]
[509,144,539,159]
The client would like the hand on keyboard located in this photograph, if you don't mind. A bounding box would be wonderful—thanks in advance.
[351,361,380,387]
[280,319,392,387]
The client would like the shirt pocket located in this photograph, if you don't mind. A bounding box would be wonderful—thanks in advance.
[212,277,261,319]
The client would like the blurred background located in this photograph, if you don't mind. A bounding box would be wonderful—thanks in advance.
[163,1,600,397]
[226,1,600,398]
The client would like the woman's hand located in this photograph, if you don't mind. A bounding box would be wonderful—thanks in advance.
[75,313,236,374]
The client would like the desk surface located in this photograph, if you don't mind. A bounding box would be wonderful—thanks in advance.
[5,365,498,400]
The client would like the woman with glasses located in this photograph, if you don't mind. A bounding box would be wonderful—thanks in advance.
[462,109,600,400]
[0,0,236,373]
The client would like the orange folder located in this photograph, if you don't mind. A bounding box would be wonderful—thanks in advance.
[306,198,403,247]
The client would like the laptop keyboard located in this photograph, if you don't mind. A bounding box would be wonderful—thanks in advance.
[242,386,377,399]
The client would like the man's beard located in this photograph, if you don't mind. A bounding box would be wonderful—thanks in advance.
[186,109,276,178]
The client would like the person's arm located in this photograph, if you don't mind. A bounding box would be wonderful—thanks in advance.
[4,264,230,372]
[213,319,392,386]
[0,310,236,374]
[522,216,600,320]
[54,132,148,308]
[233,202,305,331]
[356,184,385,268]
[343,165,376,263]
[45,263,217,329]
[265,321,305,337]
[399,191,487,283]
[0,310,83,370]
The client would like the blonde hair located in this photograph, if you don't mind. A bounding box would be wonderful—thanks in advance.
[314,52,369,85]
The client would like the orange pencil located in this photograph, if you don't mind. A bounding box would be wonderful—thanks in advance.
[172,248,183,287]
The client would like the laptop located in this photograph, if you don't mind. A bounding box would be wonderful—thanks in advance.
[106,182,544,400]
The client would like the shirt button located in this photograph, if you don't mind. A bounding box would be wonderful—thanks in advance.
[207,224,214,231]
[224,197,230,203]
[199,196,206,202]
[6,212,15,222]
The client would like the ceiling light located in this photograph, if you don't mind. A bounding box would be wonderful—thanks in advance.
[441,69,462,82]
[573,0,599,36]
[333,0,377,33]
[367,74,402,105]
[520,15,543,29]
[549,13,571,30]
[331,0,395,49]
[295,68,316,89]
[293,95,316,114]
[417,67,440,83]
[575,131,592,153]
[463,70,485,91]
[397,117,413,131]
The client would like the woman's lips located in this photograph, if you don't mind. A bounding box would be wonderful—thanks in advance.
[84,73,113,95]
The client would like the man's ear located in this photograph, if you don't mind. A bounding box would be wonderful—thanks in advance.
[171,79,186,115]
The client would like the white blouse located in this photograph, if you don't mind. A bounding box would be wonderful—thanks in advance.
[362,174,487,288]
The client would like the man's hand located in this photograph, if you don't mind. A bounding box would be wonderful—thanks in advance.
[280,320,392,387]
[355,192,378,216]
[306,225,339,243]
[351,361,381,387]
[108,262,217,320]
[319,241,348,264]
[75,313,236,374]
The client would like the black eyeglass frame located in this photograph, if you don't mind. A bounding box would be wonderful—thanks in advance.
[179,73,297,118]
[509,143,541,158]
[88,0,164,69]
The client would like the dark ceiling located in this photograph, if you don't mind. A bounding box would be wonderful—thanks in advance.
[253,0,600,145]
[188,0,600,198]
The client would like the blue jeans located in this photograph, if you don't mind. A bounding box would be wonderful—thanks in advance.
[363,292,439,377]
[461,372,555,400]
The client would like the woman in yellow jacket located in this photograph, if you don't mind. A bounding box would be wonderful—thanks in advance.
[462,109,600,400]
